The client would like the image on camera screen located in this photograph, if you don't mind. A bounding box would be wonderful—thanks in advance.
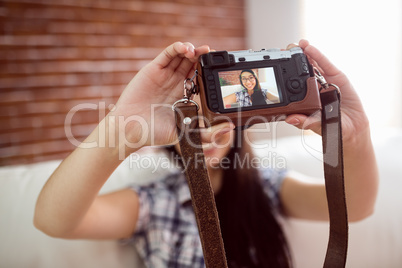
[218,67,282,109]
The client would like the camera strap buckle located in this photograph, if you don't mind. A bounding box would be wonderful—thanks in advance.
[184,70,199,98]
[315,67,341,94]
[314,67,328,88]
[171,70,200,111]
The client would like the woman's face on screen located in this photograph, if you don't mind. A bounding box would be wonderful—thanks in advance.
[241,71,256,90]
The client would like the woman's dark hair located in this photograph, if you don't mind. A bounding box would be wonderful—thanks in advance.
[166,130,292,267]
[239,69,266,106]
[215,130,291,267]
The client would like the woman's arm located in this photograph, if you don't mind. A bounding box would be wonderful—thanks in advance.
[33,117,140,239]
[280,132,378,222]
[223,93,237,107]
[280,40,379,222]
[34,42,212,239]
[265,91,279,103]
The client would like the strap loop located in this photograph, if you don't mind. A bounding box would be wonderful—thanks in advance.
[171,98,199,111]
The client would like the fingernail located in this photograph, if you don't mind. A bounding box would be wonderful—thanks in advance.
[287,118,300,126]
[286,43,298,50]
[218,128,232,135]
[215,125,234,137]
[188,45,195,54]
[212,123,235,138]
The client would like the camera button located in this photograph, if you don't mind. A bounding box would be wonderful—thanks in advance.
[291,81,300,88]
[287,78,303,94]
[295,56,309,76]
[239,57,246,61]
[210,93,217,100]
[297,63,309,76]
[207,75,214,81]
[290,96,299,102]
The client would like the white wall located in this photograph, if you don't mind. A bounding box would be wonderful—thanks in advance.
[301,0,402,129]
[246,0,402,136]
[245,0,305,138]
[245,0,303,49]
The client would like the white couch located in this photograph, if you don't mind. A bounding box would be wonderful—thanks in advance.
[1,129,401,268]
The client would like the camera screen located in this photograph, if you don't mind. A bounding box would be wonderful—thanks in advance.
[218,67,282,109]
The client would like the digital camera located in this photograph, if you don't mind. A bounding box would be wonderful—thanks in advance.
[196,47,322,127]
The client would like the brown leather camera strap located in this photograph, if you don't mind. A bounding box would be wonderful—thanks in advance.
[320,87,348,267]
[174,87,348,268]
[174,104,228,268]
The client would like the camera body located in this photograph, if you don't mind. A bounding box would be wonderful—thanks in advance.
[196,47,321,127]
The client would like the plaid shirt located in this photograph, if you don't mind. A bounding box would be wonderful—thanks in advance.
[129,168,286,268]
[235,88,269,107]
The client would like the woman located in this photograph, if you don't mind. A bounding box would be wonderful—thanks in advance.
[223,69,279,108]
[34,40,378,267]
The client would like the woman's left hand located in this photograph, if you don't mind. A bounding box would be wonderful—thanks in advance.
[285,39,370,145]
[281,40,378,222]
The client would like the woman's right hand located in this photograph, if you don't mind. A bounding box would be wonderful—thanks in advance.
[109,42,209,153]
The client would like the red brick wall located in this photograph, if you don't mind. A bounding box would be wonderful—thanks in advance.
[0,0,245,166]
[219,69,259,86]
[219,71,243,86]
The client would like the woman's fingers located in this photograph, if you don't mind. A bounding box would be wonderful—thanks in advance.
[299,39,341,77]
[286,113,322,135]
[199,122,235,144]
[173,44,209,78]
[153,42,194,68]
[286,43,299,50]
[152,42,210,79]
[166,42,196,72]
[194,45,210,59]
[153,42,209,68]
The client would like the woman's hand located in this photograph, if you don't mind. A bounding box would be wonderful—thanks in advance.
[110,42,210,151]
[281,40,378,222]
[285,39,370,145]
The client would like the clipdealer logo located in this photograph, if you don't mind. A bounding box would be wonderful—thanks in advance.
[64,101,286,161]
